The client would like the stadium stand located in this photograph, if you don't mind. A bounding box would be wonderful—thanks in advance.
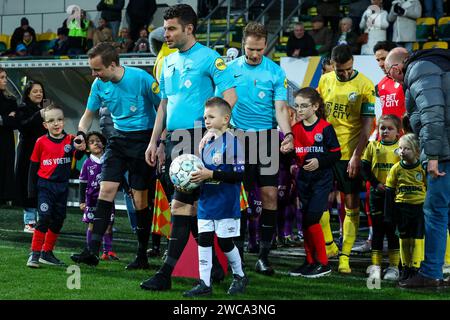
[437,16,450,41]
[416,17,436,42]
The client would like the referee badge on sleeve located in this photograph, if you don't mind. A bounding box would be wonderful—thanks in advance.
[151,82,160,94]
[214,58,227,71]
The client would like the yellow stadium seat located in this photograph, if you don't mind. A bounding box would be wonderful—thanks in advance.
[422,41,448,49]
[0,34,10,50]
[437,16,450,40]
[416,17,436,41]
[279,36,289,44]
[412,42,420,51]
[37,32,57,42]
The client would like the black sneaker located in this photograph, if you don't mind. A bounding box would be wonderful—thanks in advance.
[147,248,161,258]
[211,262,225,284]
[26,251,40,268]
[183,279,212,297]
[255,259,275,276]
[400,266,411,281]
[289,261,314,277]
[70,248,99,266]
[140,272,172,291]
[301,263,332,278]
[227,274,249,295]
[125,255,150,270]
[39,251,66,266]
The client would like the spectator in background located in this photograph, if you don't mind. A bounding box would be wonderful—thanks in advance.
[332,18,361,55]
[49,27,69,56]
[286,22,318,58]
[360,0,389,55]
[349,0,371,34]
[114,27,134,53]
[317,0,340,33]
[126,0,157,42]
[10,17,37,54]
[0,67,18,205]
[308,15,333,56]
[133,28,150,53]
[15,44,28,57]
[15,80,47,233]
[388,0,422,52]
[93,18,113,47]
[423,0,444,21]
[97,0,125,40]
[67,7,91,55]
[19,31,41,56]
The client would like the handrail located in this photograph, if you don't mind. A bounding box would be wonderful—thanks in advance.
[265,1,303,55]
[210,0,259,48]
[197,0,229,47]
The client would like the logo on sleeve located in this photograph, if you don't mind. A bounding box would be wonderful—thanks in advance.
[151,82,160,94]
[284,78,288,88]
[215,57,227,71]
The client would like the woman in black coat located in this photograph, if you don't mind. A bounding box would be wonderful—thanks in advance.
[0,68,18,204]
[14,80,47,232]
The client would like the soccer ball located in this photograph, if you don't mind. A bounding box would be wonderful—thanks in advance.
[169,154,204,192]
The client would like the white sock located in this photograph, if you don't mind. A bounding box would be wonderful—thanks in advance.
[224,246,244,277]
[198,245,212,287]
[368,226,373,241]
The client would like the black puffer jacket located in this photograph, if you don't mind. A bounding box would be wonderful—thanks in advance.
[404,49,450,163]
[97,0,125,23]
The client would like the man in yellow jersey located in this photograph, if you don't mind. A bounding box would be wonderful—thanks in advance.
[318,44,376,273]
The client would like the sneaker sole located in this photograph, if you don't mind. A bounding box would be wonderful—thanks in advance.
[301,270,332,278]
[140,283,171,291]
[39,258,65,266]
[289,272,303,277]
[26,262,40,268]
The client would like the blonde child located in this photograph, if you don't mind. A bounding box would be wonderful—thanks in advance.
[385,133,426,281]
[361,114,401,281]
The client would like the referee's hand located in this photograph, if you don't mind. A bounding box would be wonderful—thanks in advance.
[74,134,86,151]
[145,142,157,167]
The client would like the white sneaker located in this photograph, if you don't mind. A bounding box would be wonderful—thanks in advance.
[24,224,35,233]
[383,266,399,281]
[443,264,450,274]
[366,265,381,280]
[352,240,372,253]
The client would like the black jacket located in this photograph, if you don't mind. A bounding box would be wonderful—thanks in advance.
[97,0,125,22]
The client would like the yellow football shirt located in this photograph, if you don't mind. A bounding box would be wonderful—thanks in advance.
[318,71,376,160]
[361,140,400,184]
[385,160,426,204]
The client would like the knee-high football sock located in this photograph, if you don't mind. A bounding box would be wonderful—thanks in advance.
[320,210,335,247]
[341,208,360,256]
[86,228,92,247]
[103,232,113,253]
[371,250,383,266]
[198,245,212,287]
[399,238,412,267]
[159,215,191,277]
[308,223,328,265]
[388,249,400,268]
[223,246,245,277]
[31,230,46,252]
[295,207,303,236]
[283,205,295,238]
[412,238,424,269]
[90,199,114,255]
[445,231,450,265]
[303,227,314,264]
[135,207,152,257]
[42,229,59,252]
[259,209,277,261]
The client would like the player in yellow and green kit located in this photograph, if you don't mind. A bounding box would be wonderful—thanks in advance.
[317,44,376,274]
[361,114,401,281]
[385,133,426,281]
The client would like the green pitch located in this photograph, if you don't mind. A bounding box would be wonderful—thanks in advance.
[0,206,447,300]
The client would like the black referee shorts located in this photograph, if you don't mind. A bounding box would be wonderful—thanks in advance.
[102,129,155,191]
[235,129,279,191]
[165,128,205,205]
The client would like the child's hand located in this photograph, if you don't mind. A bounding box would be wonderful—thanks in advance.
[190,167,213,183]
[303,158,319,171]
[376,183,386,192]
[199,129,219,153]
[79,203,86,211]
